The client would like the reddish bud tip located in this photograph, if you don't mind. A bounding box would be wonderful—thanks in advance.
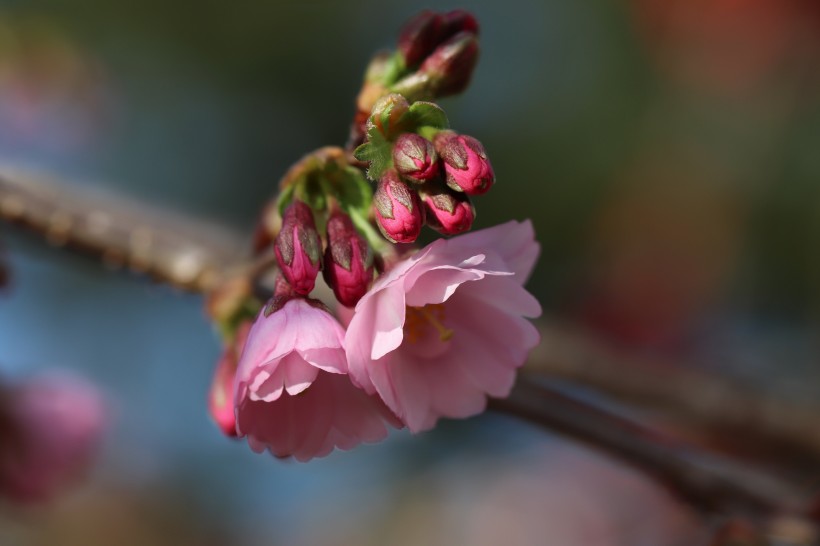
[274,201,322,295]
[434,131,495,195]
[398,11,445,67]
[323,211,374,307]
[418,31,479,97]
[422,186,475,235]
[373,171,424,243]
[393,133,439,183]
[442,10,480,36]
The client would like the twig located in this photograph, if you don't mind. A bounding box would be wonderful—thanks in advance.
[491,378,812,519]
[529,322,820,460]
[0,163,247,292]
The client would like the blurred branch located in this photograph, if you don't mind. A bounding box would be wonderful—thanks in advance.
[491,378,812,519]
[528,322,820,461]
[0,163,247,292]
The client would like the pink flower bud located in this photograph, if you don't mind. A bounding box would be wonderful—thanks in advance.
[274,201,322,295]
[418,31,479,97]
[434,131,495,195]
[392,133,439,183]
[422,186,475,235]
[208,322,251,438]
[398,11,445,67]
[374,171,424,244]
[323,211,374,307]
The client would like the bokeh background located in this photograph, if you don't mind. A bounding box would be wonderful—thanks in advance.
[1,0,819,544]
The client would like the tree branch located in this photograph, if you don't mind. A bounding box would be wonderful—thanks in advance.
[491,378,812,519]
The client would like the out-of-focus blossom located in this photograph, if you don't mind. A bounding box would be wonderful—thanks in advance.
[346,221,541,433]
[0,373,107,503]
[234,298,399,461]
[208,321,252,438]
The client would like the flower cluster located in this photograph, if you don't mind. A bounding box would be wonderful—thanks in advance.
[205,10,541,462]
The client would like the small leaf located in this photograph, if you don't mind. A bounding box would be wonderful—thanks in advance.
[357,131,393,181]
[403,101,449,130]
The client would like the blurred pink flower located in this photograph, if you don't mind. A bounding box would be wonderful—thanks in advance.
[234,298,400,461]
[345,221,541,433]
[0,373,107,504]
[208,322,252,438]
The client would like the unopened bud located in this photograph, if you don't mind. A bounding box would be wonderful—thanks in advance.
[418,31,479,97]
[441,10,480,36]
[398,11,445,67]
[274,201,322,295]
[393,133,439,183]
[368,94,410,140]
[208,322,250,438]
[421,185,475,235]
[373,171,424,243]
[323,211,374,307]
[434,131,494,195]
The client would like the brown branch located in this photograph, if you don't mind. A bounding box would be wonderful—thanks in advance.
[527,322,820,461]
[491,377,812,519]
[0,163,248,292]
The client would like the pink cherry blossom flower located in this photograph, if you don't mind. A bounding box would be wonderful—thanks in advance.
[0,373,107,503]
[234,298,400,461]
[345,220,541,433]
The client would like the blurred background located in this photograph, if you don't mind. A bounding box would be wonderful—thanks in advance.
[1,0,819,544]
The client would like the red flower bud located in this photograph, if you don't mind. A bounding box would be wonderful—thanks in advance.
[274,201,322,295]
[418,31,479,97]
[441,10,480,37]
[208,322,250,438]
[398,11,445,67]
[392,133,439,183]
[421,186,475,235]
[434,131,495,195]
[323,211,374,307]
[373,171,424,244]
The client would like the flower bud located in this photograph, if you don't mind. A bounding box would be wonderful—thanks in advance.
[367,94,410,140]
[441,10,480,37]
[392,133,439,183]
[434,131,495,195]
[274,201,322,295]
[374,170,424,243]
[418,31,479,97]
[421,185,475,235]
[398,11,445,67]
[208,322,250,438]
[323,211,374,307]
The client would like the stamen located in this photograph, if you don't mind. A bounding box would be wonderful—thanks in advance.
[404,304,454,343]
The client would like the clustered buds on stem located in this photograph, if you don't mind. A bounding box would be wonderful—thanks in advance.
[274,200,322,295]
[323,210,374,307]
[374,170,424,243]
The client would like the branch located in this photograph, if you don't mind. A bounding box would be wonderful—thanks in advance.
[527,322,820,461]
[491,378,812,519]
[0,163,247,292]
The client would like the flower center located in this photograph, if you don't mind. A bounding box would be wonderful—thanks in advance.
[404,303,454,343]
